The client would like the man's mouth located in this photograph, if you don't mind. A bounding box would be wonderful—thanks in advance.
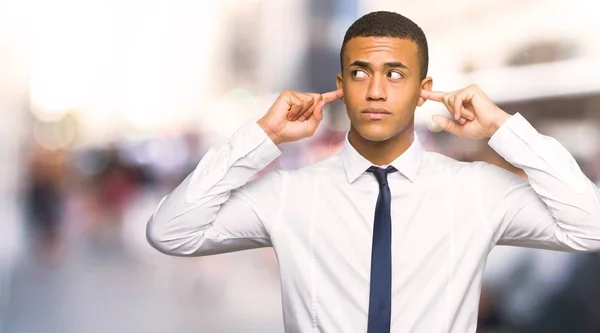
[361,107,391,120]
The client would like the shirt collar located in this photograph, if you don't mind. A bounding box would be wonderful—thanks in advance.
[340,131,424,184]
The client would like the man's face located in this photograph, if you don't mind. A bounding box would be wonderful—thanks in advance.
[336,36,432,142]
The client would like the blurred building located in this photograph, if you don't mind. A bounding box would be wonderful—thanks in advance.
[367,0,600,162]
[0,41,28,325]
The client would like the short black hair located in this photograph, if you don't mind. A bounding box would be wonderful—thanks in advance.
[340,11,429,80]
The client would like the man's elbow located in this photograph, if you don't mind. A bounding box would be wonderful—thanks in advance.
[579,235,600,253]
[567,217,600,253]
[583,211,600,252]
[582,194,600,252]
[573,240,600,253]
[146,216,172,255]
[145,216,199,257]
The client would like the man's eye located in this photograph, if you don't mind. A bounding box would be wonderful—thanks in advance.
[351,70,367,78]
[388,71,403,79]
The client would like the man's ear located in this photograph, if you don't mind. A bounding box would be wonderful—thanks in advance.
[336,73,345,103]
[418,77,433,107]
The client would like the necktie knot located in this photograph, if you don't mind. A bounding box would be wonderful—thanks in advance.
[367,166,397,187]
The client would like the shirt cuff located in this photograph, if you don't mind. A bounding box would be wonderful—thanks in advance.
[185,120,281,203]
[228,119,282,169]
[488,113,538,161]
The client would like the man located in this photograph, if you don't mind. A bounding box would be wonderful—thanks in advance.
[146,11,600,333]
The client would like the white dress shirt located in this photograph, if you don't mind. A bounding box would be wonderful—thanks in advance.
[146,113,600,333]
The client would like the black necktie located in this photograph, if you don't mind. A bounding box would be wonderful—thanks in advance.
[366,166,396,333]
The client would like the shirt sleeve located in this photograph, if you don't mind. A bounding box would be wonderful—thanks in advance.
[146,119,284,256]
[480,113,600,252]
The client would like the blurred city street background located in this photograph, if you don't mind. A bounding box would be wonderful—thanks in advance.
[2,0,600,332]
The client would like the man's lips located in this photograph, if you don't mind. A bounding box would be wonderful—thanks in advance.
[361,108,391,120]
[361,107,392,114]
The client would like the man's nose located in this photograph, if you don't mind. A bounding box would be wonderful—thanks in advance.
[366,76,386,101]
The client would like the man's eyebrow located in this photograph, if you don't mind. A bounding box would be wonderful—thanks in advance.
[349,60,371,68]
[384,61,409,70]
[348,60,410,71]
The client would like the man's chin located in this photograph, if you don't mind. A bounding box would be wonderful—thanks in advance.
[353,125,397,142]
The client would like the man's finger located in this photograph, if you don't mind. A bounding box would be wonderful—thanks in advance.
[452,94,463,118]
[464,112,475,121]
[453,89,477,121]
[444,93,458,120]
[297,100,319,122]
[432,115,461,137]
[286,93,305,121]
[288,104,303,121]
[421,90,446,102]
[290,92,314,120]
[312,100,325,121]
[310,89,342,122]
[300,94,317,120]
[321,89,343,104]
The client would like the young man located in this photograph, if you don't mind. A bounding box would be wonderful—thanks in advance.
[146,11,600,333]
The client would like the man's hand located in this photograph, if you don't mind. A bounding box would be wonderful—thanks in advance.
[257,89,343,144]
[421,84,512,139]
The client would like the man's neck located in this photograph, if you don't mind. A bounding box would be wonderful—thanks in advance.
[348,126,414,166]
